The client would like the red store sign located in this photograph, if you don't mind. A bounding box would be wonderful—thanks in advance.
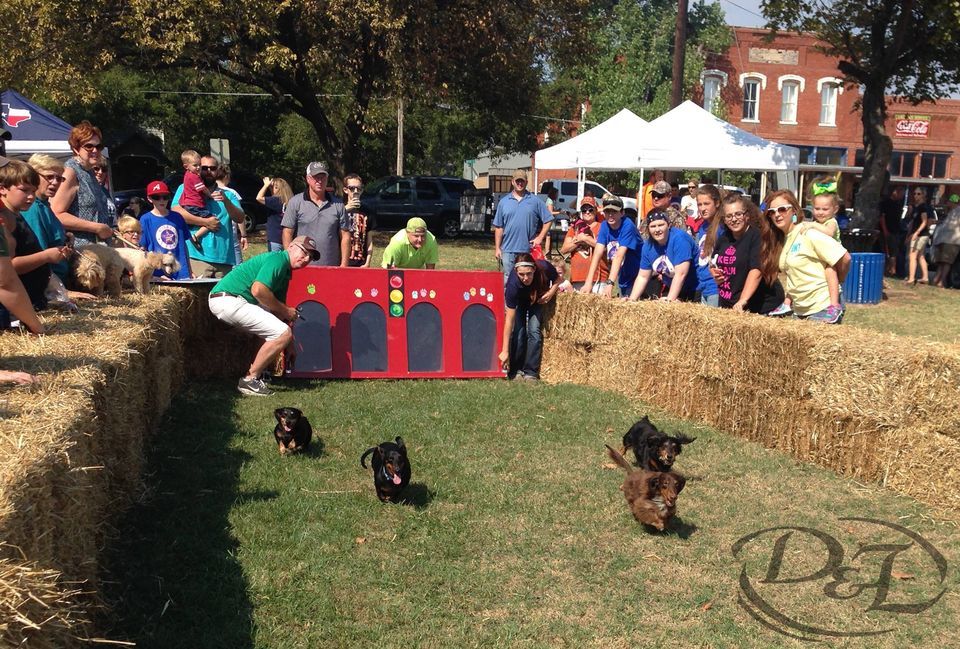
[895,114,930,138]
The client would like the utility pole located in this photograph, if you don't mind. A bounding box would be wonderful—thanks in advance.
[396,98,404,175]
[671,0,688,109]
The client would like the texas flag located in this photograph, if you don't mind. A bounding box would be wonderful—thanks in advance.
[1,103,32,128]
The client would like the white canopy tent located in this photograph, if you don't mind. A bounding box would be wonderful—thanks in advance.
[629,101,800,193]
[533,108,649,202]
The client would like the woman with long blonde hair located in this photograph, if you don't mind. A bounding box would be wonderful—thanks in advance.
[257,176,294,252]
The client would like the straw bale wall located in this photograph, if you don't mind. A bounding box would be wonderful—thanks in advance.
[0,285,251,646]
[542,294,960,517]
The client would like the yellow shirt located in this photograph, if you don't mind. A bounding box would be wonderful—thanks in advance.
[779,226,847,315]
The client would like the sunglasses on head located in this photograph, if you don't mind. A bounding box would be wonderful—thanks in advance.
[82,142,104,152]
[200,165,219,172]
[651,191,668,199]
[765,205,793,217]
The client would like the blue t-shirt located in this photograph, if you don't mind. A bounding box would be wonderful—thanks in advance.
[493,192,553,254]
[694,226,720,297]
[21,197,69,281]
[172,184,240,265]
[139,211,193,279]
[264,195,284,244]
[639,227,699,296]
[504,259,558,309]
[596,216,641,294]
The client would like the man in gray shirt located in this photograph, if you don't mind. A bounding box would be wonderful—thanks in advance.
[281,161,352,266]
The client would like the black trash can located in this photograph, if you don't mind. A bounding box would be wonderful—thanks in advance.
[840,229,880,253]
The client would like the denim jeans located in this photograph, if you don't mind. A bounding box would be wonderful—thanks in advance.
[501,251,518,285]
[267,241,284,252]
[509,301,543,378]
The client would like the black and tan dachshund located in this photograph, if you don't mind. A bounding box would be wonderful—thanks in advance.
[273,407,312,455]
[360,437,411,503]
[621,416,695,471]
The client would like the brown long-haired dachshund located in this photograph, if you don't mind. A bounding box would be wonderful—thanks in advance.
[607,445,685,531]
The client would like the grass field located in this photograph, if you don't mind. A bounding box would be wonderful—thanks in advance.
[99,233,960,647]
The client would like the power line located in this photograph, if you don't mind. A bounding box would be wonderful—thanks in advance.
[720,0,765,20]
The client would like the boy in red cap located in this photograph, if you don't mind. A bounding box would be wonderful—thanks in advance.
[138,180,193,279]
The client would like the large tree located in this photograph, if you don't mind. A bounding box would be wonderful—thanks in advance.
[761,0,960,228]
[116,0,596,177]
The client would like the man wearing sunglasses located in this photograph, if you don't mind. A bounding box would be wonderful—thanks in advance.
[172,155,246,278]
[343,173,373,267]
[493,169,552,283]
[281,161,352,268]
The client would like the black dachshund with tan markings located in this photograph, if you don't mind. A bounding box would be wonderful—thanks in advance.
[621,416,695,471]
[273,407,312,455]
[360,437,411,503]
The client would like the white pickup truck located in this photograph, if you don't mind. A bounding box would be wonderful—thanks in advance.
[538,179,638,217]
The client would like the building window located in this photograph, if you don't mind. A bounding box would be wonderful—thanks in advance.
[889,151,917,177]
[819,84,838,126]
[780,81,799,123]
[814,147,846,166]
[700,69,728,113]
[817,77,843,127]
[918,152,949,178]
[742,79,760,121]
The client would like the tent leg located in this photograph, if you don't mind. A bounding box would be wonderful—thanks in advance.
[533,164,539,194]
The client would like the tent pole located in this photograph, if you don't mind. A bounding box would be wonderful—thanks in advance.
[760,172,767,201]
[533,161,538,194]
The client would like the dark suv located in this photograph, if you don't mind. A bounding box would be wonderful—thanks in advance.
[362,176,475,237]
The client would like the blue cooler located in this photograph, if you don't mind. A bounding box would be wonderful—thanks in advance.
[842,252,884,304]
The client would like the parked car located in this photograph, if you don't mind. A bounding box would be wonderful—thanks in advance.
[362,176,475,237]
[538,179,638,217]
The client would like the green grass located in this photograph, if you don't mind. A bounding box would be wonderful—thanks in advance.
[120,230,960,647]
[102,380,960,648]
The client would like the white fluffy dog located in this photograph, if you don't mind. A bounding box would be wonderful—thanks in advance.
[69,244,124,297]
[113,248,181,293]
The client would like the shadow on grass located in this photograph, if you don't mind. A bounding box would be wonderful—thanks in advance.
[99,382,257,649]
[668,516,698,540]
[402,482,434,509]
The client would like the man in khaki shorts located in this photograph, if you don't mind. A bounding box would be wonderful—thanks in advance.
[208,235,320,396]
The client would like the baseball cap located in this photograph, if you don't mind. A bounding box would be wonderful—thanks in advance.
[647,210,670,224]
[306,161,329,176]
[146,180,170,196]
[949,194,960,203]
[652,180,671,195]
[579,196,599,210]
[0,156,10,168]
[406,217,428,232]
[290,235,321,261]
[0,129,10,141]
[511,169,527,181]
[601,195,624,211]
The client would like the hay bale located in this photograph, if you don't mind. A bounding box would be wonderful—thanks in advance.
[542,293,960,518]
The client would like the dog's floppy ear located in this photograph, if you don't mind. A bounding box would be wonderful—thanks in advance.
[671,473,686,495]
[394,436,405,449]
[676,434,696,446]
[646,474,662,494]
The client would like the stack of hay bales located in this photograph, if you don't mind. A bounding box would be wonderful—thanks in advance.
[0,288,197,646]
[543,294,960,517]
[176,284,263,379]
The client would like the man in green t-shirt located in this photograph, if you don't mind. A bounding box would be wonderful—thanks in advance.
[381,217,439,269]
[208,235,320,396]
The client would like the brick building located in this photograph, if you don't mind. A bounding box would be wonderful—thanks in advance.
[701,27,960,204]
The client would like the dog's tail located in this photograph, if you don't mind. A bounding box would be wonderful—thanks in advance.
[360,447,376,469]
[606,444,634,473]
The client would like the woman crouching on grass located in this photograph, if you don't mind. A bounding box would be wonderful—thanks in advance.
[709,194,784,313]
[499,252,559,381]
[760,190,850,324]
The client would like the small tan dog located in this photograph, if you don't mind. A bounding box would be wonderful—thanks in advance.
[69,244,124,297]
[114,248,181,293]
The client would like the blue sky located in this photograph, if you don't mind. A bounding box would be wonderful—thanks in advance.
[717,0,766,27]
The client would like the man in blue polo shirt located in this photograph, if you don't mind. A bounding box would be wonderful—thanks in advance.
[172,155,246,278]
[493,169,552,282]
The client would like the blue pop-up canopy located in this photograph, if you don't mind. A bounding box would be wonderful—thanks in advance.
[1,89,72,157]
